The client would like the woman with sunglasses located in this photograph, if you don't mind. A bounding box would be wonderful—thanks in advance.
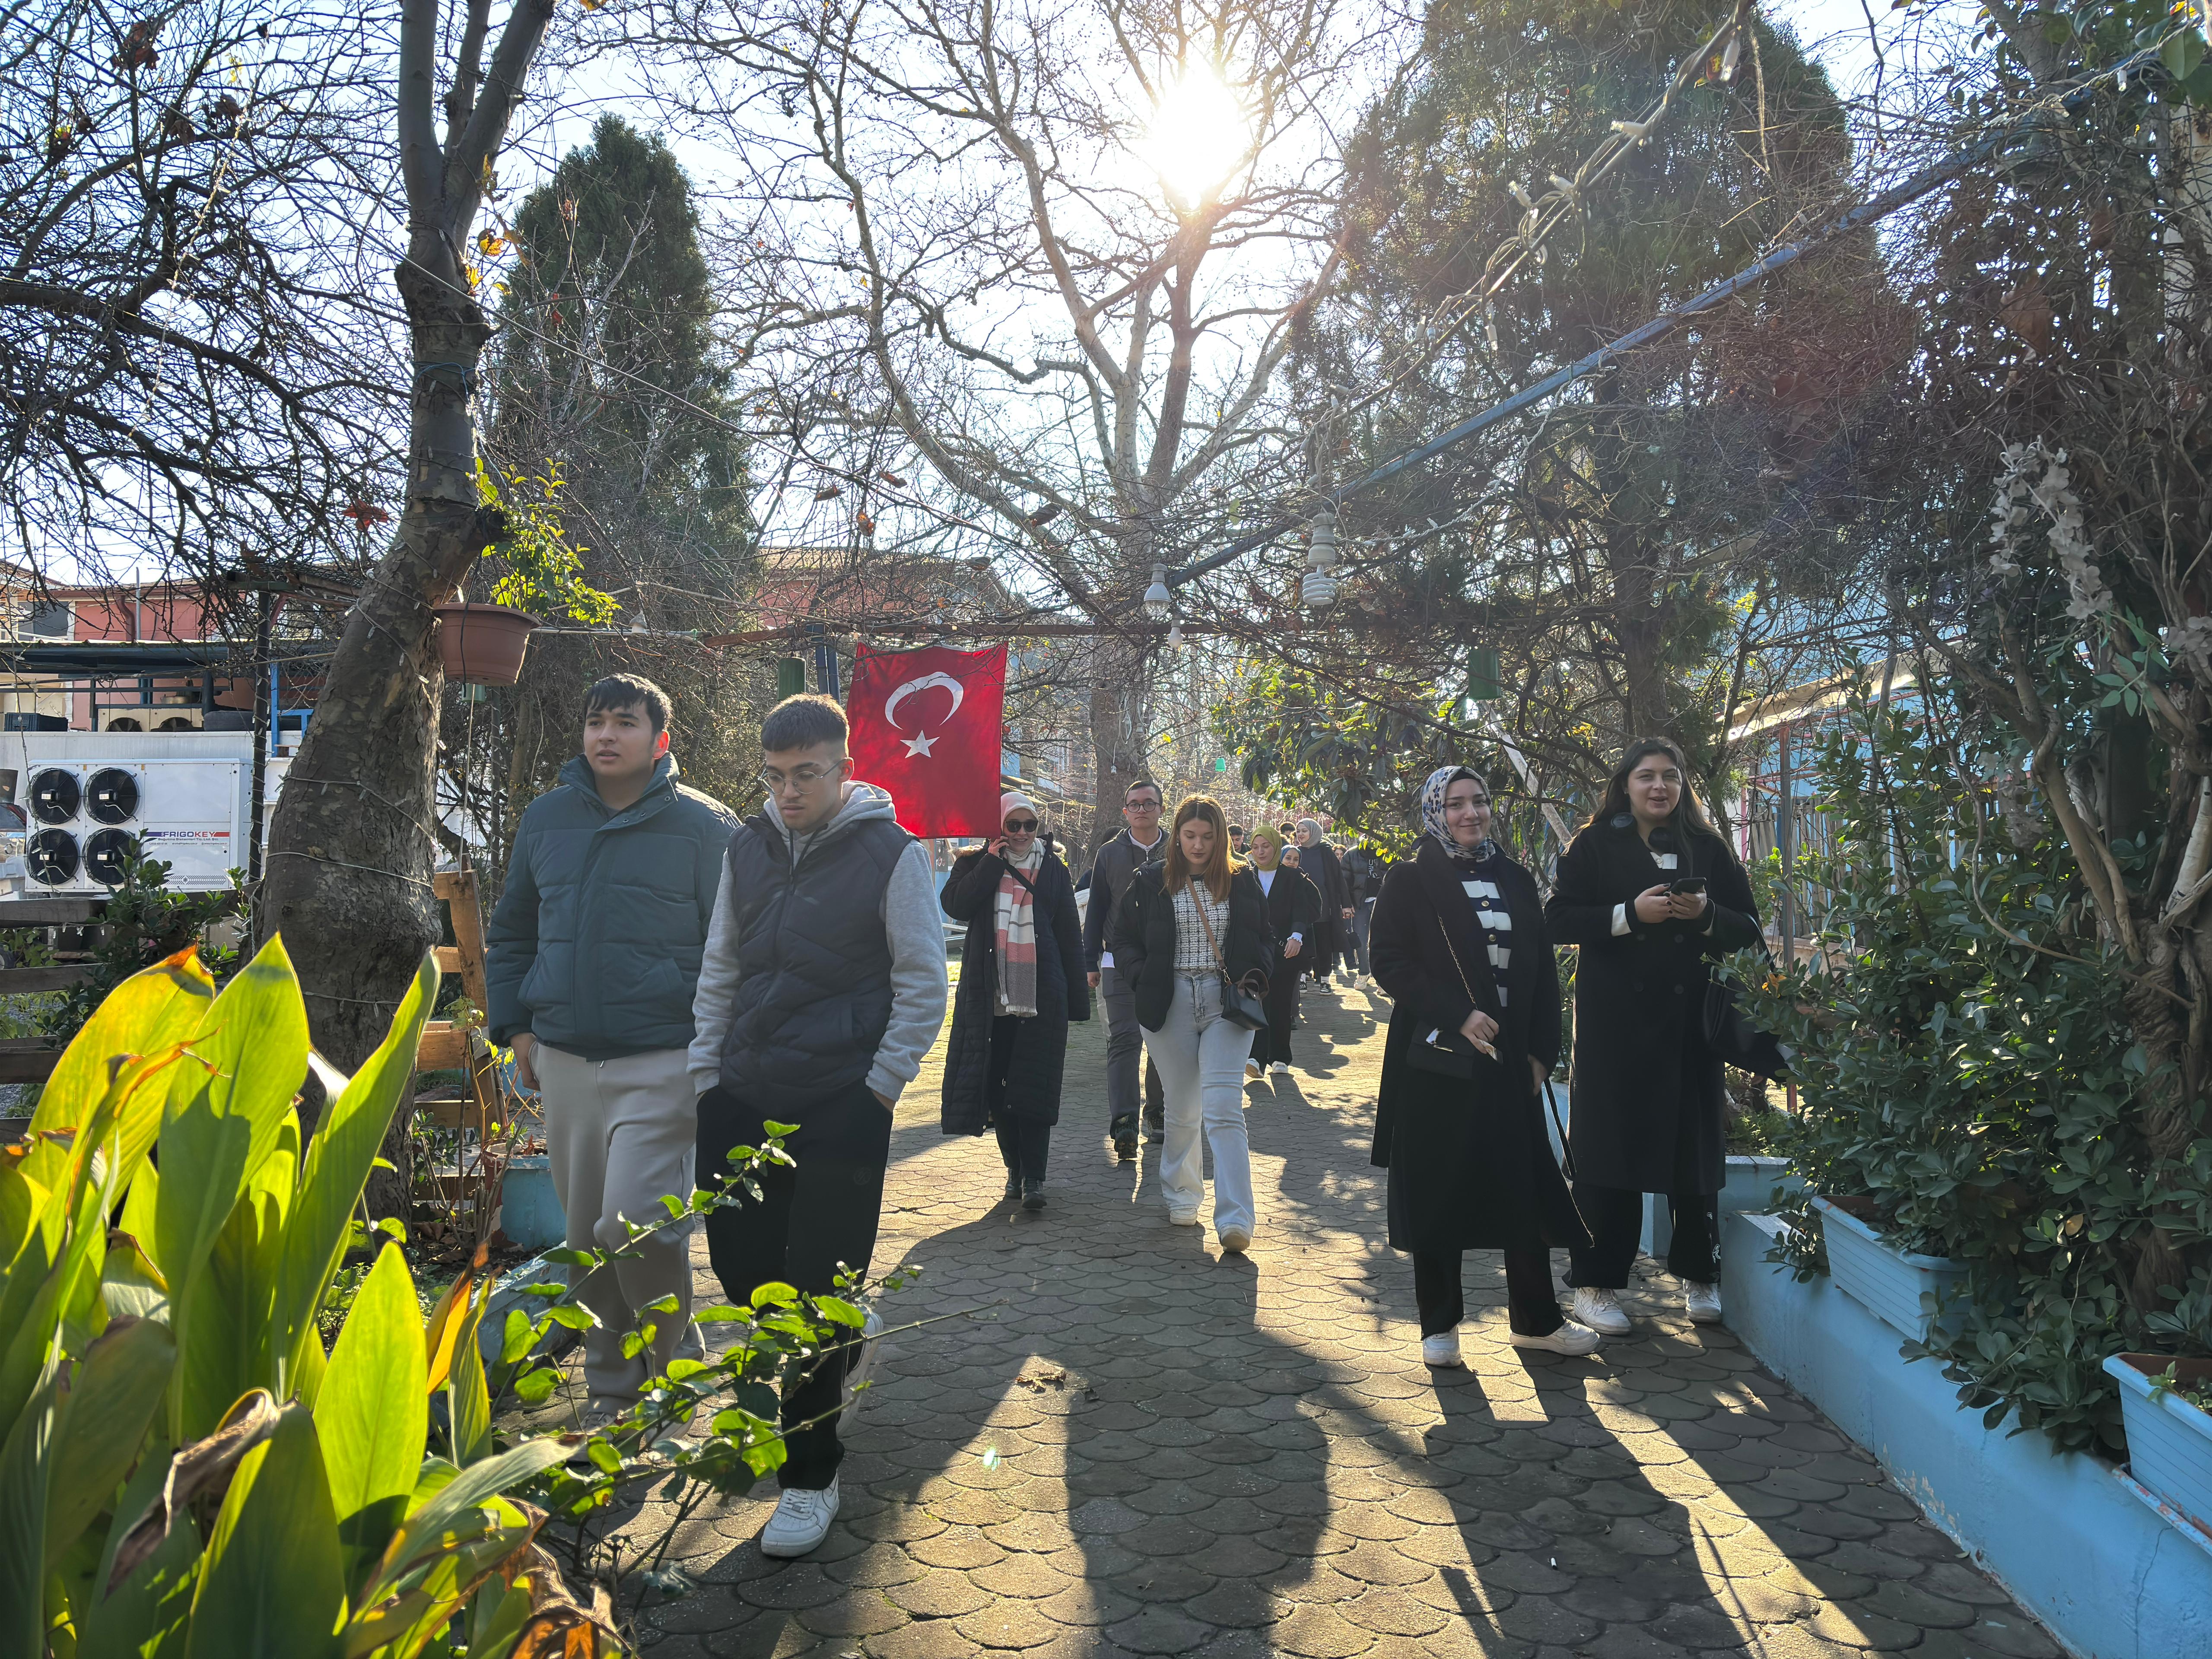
[1369,766,1599,1365]
[939,792,1090,1210]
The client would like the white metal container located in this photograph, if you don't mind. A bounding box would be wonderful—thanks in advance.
[2,731,251,893]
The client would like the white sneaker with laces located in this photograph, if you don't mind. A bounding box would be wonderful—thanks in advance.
[840,1308,885,1414]
[1167,1209,1201,1226]
[1683,1281,1723,1325]
[1268,1061,1289,1076]
[1571,1286,1632,1336]
[1244,1059,1262,1081]
[760,1477,840,1557]
[1512,1321,1603,1356]
[1421,1330,1463,1368]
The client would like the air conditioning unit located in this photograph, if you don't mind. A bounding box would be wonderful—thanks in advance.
[97,706,205,734]
[6,733,251,894]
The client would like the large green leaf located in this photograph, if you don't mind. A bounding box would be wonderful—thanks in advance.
[0,1367,60,1659]
[44,1316,174,1563]
[32,950,214,1143]
[153,1086,252,1445]
[184,1402,346,1659]
[77,1451,200,1659]
[174,1170,286,1446]
[317,1243,426,1589]
[181,936,310,1189]
[365,1437,569,1602]
[273,953,437,1397]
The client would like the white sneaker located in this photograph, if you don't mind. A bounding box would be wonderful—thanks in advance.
[1217,1226,1252,1254]
[1683,1281,1723,1325]
[1421,1331,1463,1368]
[840,1308,884,1413]
[1268,1061,1289,1076]
[1571,1286,1632,1336]
[1512,1321,1603,1356]
[760,1477,840,1557]
[1167,1209,1201,1227]
[1244,1059,1262,1081]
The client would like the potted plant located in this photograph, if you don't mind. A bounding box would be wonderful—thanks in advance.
[1812,1194,1967,1343]
[433,601,541,685]
[2104,1354,2212,1535]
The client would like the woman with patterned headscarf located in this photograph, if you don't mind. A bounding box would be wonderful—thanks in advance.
[1367,765,1599,1367]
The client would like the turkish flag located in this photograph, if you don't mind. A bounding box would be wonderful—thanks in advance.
[846,644,1007,837]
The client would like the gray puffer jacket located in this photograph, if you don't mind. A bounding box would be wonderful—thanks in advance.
[486,753,737,1059]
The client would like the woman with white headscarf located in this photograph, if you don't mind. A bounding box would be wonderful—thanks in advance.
[1367,765,1599,1366]
[939,791,1089,1210]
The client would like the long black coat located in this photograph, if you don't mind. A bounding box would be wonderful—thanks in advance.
[1255,864,1322,1033]
[939,843,1090,1133]
[1298,840,1349,967]
[1544,817,1763,1195]
[1109,861,1276,1031]
[1368,839,1586,1253]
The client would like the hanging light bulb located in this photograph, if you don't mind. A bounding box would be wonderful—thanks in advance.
[1166,622,1185,648]
[1142,563,1172,621]
[1302,509,1340,610]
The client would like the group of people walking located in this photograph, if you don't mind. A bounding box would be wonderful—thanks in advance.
[485,671,1763,1564]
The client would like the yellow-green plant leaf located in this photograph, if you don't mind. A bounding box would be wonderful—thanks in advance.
[117,1162,159,1270]
[0,1367,61,1658]
[449,1282,493,1467]
[364,1438,569,1603]
[32,950,214,1145]
[184,1402,346,1659]
[422,1248,482,1398]
[173,1173,285,1445]
[152,1085,251,1443]
[180,937,309,1189]
[273,954,436,1398]
[45,1317,174,1562]
[78,1443,201,1659]
[99,1235,169,1325]
[317,1243,424,1588]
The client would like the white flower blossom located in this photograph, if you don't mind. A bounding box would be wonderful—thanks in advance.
[1986,438,2108,616]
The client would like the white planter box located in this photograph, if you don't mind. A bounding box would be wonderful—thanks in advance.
[1813,1195,1966,1343]
[1721,1154,1802,1214]
[2106,1354,2212,1538]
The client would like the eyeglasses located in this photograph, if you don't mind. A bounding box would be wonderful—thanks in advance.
[1004,818,1038,833]
[759,763,839,791]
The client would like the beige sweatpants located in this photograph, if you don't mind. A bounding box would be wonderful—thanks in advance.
[536,1043,706,1407]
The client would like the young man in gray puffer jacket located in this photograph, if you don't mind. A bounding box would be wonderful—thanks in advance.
[486,674,737,1420]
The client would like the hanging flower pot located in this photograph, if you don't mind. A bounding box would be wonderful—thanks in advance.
[433,602,540,686]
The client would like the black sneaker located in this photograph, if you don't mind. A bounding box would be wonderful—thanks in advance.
[1112,1132,1137,1160]
[1003,1173,1021,1202]
[1022,1179,1047,1212]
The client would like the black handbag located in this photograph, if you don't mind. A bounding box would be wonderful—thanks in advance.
[1403,913,1500,1080]
[1703,966,1792,1078]
[1192,882,1271,1030]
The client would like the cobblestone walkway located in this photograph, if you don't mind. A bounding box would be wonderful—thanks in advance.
[632,978,2061,1658]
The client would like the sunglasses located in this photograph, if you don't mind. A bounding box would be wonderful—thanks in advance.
[1004,818,1039,833]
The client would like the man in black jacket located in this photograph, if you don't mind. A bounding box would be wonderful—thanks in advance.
[1081,778,1168,1158]
[1342,843,1391,988]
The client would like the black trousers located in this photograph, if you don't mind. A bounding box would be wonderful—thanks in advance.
[1250,955,1301,1064]
[698,1087,884,1491]
[988,1014,1051,1179]
[1568,1186,1719,1288]
[1414,1249,1564,1338]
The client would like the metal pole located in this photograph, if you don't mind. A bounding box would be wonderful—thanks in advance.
[1777,719,1796,963]
[248,594,272,889]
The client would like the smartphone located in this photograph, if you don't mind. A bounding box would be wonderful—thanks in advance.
[1669,876,1708,896]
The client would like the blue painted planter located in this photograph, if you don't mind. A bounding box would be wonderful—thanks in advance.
[1813,1195,1966,1343]
[1721,1154,1802,1214]
[499,1154,565,1252]
[2107,1353,2212,1537]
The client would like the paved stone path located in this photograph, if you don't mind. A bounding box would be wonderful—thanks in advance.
[625,975,2061,1657]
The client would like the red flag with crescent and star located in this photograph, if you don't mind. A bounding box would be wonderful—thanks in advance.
[845,644,1007,837]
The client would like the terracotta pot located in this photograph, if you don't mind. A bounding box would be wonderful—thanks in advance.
[433,603,540,686]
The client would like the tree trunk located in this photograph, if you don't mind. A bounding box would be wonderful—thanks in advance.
[1085,638,1150,869]
[261,255,495,1216]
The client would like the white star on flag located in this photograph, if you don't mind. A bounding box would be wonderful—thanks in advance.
[903,731,938,758]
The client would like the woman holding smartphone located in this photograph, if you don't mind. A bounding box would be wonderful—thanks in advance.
[940,792,1089,1210]
[1369,765,1599,1365]
[1544,739,1763,1332]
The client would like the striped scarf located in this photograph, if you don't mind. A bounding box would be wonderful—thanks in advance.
[994,845,1044,1017]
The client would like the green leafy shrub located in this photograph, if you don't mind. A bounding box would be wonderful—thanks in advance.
[3,939,908,1653]
[1738,690,2212,1455]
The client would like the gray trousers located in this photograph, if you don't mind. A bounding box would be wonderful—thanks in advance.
[1097,962,1163,1135]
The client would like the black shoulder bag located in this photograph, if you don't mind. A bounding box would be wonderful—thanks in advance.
[1193,883,1271,1030]
[1703,951,1792,1078]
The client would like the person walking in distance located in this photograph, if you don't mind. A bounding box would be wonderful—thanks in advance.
[1343,842,1390,988]
[485,674,737,1424]
[1084,779,1170,1158]
[1370,766,1601,1364]
[1111,795,1275,1253]
[1294,817,1352,986]
[1545,738,1764,1335]
[1243,826,1320,1080]
[939,792,1090,1210]
[690,694,949,1559]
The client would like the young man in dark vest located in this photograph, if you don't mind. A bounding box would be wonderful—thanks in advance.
[1081,777,1170,1158]
[690,693,948,1559]
[486,674,737,1422]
